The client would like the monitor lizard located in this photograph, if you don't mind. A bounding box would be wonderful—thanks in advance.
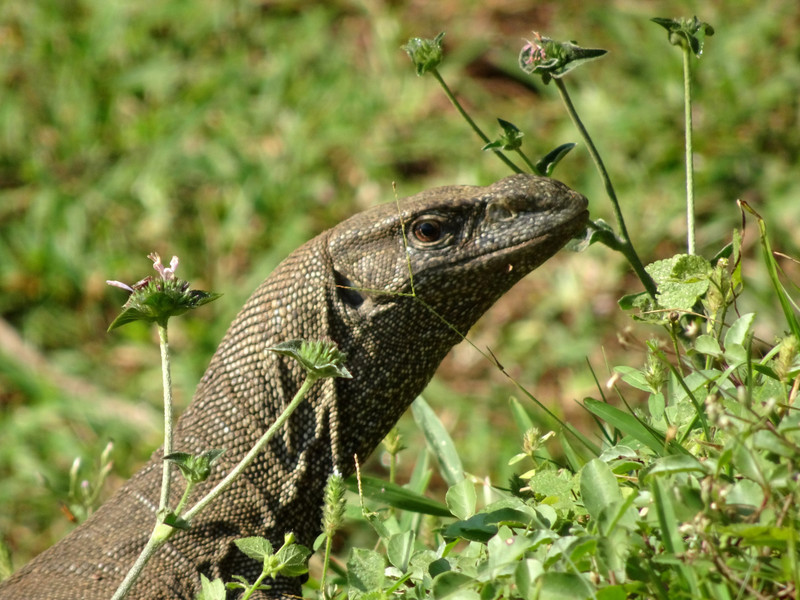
[0,173,588,599]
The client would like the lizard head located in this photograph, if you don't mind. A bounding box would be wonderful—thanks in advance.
[327,173,589,336]
[321,173,587,465]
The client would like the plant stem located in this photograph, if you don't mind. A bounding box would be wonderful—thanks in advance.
[389,451,397,485]
[514,148,543,176]
[320,534,333,599]
[553,78,657,298]
[110,532,166,600]
[182,375,318,521]
[158,323,174,513]
[241,569,271,600]
[112,372,317,599]
[431,68,522,174]
[683,45,696,255]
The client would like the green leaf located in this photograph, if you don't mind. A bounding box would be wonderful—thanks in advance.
[536,572,594,600]
[580,459,621,521]
[641,454,707,482]
[731,440,770,487]
[577,219,618,254]
[165,449,224,484]
[234,537,273,562]
[514,558,543,599]
[646,254,711,311]
[651,16,715,57]
[724,312,755,348]
[442,513,500,543]
[740,201,800,340]
[344,474,450,517]
[726,479,764,508]
[445,479,476,520]
[162,511,190,531]
[583,398,676,456]
[535,142,576,176]
[650,478,683,555]
[509,397,535,435]
[196,574,227,600]
[614,365,652,392]
[267,339,352,380]
[595,585,628,600]
[411,397,464,486]
[481,118,524,152]
[347,548,386,596]
[275,541,310,577]
[694,334,722,357]
[431,571,474,599]
[387,531,415,572]
[526,469,580,512]
[487,527,534,575]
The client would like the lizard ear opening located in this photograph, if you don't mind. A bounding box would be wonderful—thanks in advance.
[333,269,365,308]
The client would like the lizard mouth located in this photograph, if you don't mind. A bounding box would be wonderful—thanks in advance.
[486,210,589,279]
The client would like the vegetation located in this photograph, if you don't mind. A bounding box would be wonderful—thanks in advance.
[1,0,799,597]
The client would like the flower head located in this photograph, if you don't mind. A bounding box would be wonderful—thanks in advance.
[106,252,220,330]
[403,32,445,76]
[652,16,714,57]
[519,33,607,84]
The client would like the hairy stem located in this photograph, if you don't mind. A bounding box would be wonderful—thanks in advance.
[113,373,317,598]
[431,68,522,174]
[158,323,174,513]
[320,535,334,599]
[683,45,696,255]
[553,78,657,298]
[183,375,318,521]
[110,532,166,600]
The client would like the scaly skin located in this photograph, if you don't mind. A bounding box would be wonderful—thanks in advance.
[0,174,588,599]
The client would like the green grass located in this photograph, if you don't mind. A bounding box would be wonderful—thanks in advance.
[0,0,798,577]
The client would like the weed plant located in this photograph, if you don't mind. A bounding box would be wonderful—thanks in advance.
[1,2,799,599]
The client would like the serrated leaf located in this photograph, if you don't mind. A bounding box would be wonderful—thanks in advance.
[275,542,310,577]
[235,536,273,562]
[268,339,352,380]
[197,574,227,600]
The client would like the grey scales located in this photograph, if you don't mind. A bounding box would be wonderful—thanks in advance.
[0,173,588,599]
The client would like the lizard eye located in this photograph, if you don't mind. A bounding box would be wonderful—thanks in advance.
[412,219,443,243]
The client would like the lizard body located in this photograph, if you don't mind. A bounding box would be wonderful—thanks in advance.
[0,174,587,599]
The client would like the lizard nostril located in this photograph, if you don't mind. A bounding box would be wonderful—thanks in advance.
[486,200,517,223]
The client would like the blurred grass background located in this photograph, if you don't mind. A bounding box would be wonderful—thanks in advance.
[1,0,798,567]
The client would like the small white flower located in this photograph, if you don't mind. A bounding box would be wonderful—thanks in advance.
[148,252,179,280]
